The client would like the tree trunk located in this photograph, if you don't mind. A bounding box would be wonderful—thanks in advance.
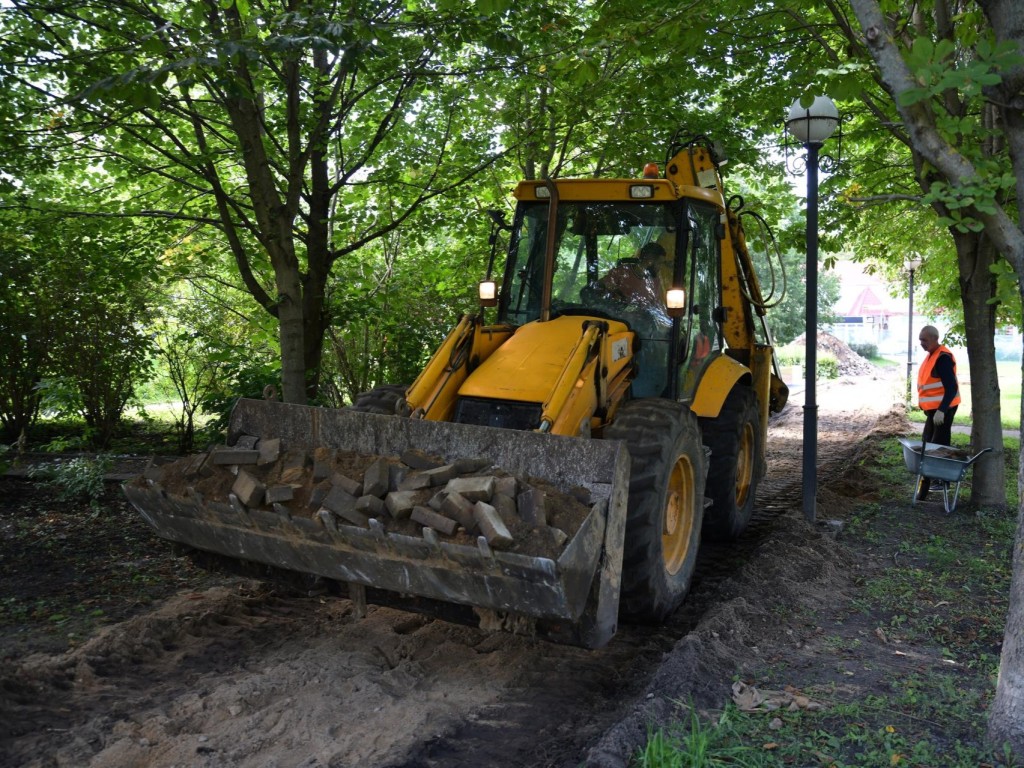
[954,231,1006,506]
[987,300,1024,756]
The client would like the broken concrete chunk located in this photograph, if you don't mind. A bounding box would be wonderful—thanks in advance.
[330,472,362,497]
[332,506,370,528]
[444,475,495,503]
[388,464,408,492]
[265,484,295,505]
[517,487,547,527]
[355,494,386,517]
[213,448,260,465]
[233,434,259,450]
[398,471,432,491]
[232,469,266,507]
[421,464,458,487]
[322,485,358,515]
[494,475,518,497]
[385,489,430,520]
[473,501,513,548]
[411,506,458,536]
[257,437,282,466]
[440,492,476,531]
[362,458,390,498]
[400,448,446,471]
[452,457,492,475]
[491,493,518,526]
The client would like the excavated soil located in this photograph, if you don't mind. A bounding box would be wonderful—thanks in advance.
[1,365,921,768]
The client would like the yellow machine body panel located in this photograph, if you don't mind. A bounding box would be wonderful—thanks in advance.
[459,315,631,403]
[126,136,789,651]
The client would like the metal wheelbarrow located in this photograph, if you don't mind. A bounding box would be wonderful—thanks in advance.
[898,438,991,513]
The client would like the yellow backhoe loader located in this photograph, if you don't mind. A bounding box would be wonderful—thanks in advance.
[125,134,789,649]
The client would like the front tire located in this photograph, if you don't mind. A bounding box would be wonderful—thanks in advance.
[699,387,762,541]
[604,398,706,621]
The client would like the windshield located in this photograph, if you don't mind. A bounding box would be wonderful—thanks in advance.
[498,198,721,400]
[502,201,680,323]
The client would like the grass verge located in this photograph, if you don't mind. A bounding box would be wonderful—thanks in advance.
[634,433,1020,768]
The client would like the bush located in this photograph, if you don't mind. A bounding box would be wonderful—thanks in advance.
[27,455,112,513]
[850,342,877,359]
[818,353,839,380]
[776,346,804,367]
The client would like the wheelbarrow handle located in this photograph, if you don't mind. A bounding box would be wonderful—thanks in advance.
[967,447,993,464]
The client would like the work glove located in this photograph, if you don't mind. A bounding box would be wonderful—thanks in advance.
[933,410,946,427]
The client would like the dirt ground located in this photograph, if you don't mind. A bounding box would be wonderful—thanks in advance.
[0,365,935,768]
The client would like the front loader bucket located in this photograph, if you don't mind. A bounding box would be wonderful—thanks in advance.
[125,399,629,648]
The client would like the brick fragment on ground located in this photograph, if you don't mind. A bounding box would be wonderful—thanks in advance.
[355,495,386,517]
[517,487,547,527]
[398,472,431,491]
[232,469,266,507]
[265,484,294,504]
[441,492,476,531]
[421,464,458,486]
[385,489,430,520]
[473,501,513,548]
[233,434,259,449]
[322,485,358,515]
[401,448,446,470]
[411,505,458,536]
[258,437,282,466]
[363,458,390,498]
[331,472,362,497]
[444,475,495,503]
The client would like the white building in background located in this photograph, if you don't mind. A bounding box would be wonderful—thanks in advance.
[825,259,919,359]
[823,259,1022,365]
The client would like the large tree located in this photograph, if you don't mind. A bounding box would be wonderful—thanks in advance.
[844,0,1024,752]
[1,0,501,403]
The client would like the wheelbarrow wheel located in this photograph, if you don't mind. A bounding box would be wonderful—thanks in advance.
[915,475,930,501]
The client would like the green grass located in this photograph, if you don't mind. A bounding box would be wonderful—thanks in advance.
[899,360,1021,430]
[635,436,1020,768]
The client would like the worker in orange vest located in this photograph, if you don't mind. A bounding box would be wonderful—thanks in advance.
[917,325,961,447]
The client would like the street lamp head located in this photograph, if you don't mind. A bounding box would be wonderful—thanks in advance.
[785,95,840,145]
[905,256,923,271]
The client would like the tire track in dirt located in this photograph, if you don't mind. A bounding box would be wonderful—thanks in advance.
[2,372,906,768]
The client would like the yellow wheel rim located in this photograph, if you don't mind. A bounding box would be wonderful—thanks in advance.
[735,421,756,508]
[662,454,696,576]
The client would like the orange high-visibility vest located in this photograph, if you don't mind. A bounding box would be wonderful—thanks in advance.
[917,345,961,411]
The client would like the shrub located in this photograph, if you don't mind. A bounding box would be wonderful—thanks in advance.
[28,455,112,513]
[850,342,878,359]
[818,353,839,380]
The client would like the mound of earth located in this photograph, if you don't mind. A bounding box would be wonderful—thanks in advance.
[790,331,878,376]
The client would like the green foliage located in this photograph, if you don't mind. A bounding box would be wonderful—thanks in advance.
[817,353,838,380]
[27,456,113,514]
[849,342,877,359]
[636,706,765,767]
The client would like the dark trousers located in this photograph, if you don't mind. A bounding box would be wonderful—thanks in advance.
[923,405,957,446]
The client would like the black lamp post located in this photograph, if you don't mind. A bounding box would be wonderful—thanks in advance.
[905,256,922,404]
[785,95,840,524]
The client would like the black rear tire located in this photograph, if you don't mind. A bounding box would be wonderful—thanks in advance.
[348,383,409,415]
[604,398,706,621]
[699,387,762,541]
